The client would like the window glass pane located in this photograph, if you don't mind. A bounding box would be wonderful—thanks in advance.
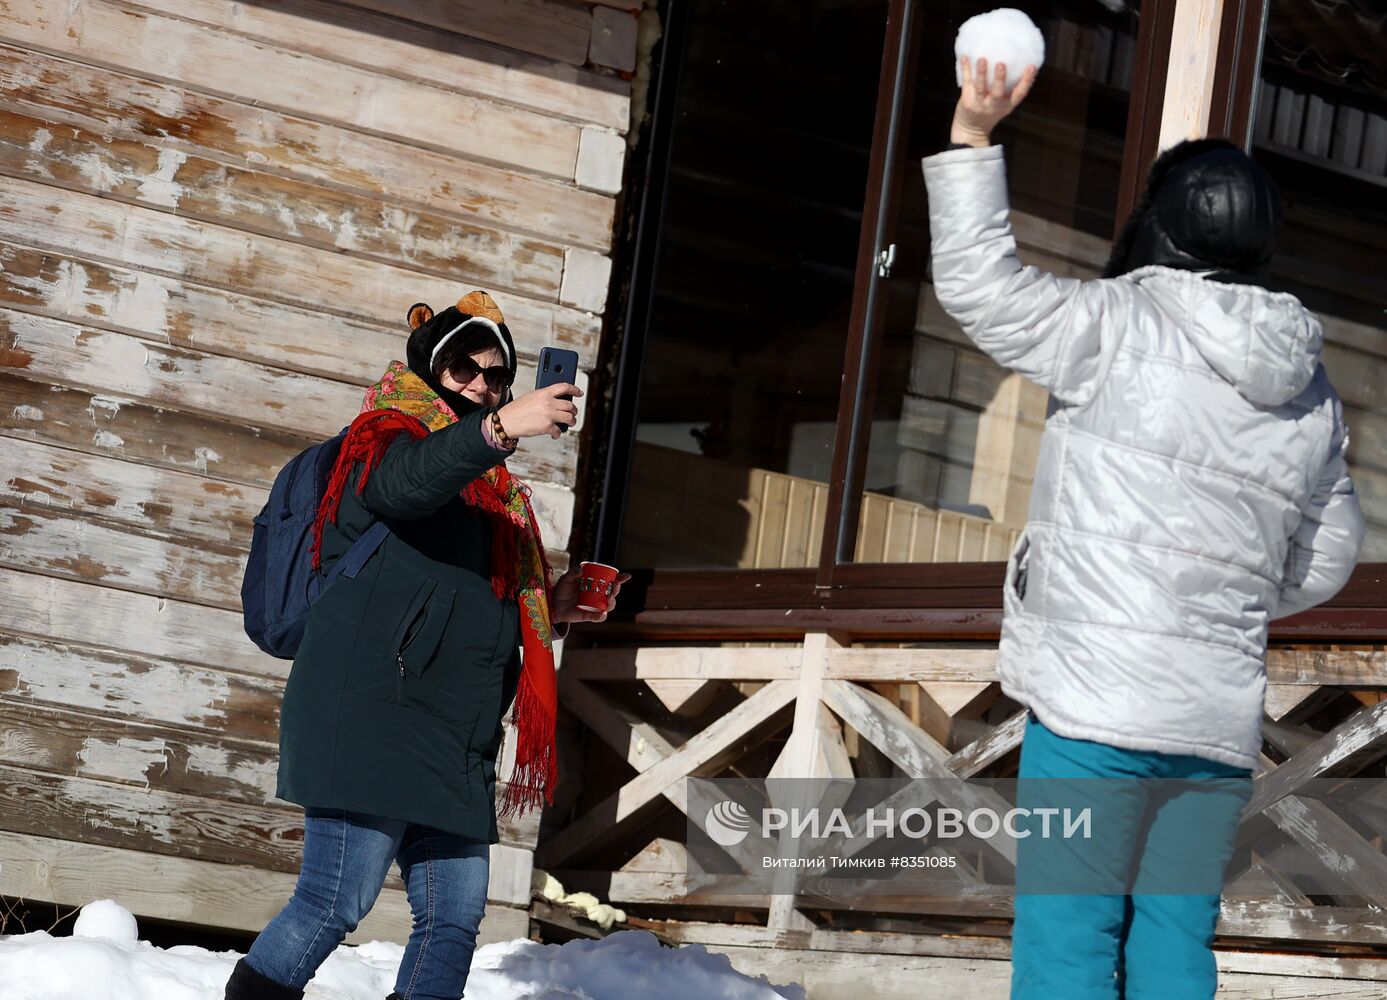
[616,0,888,570]
[851,1,1140,563]
[1252,0,1387,559]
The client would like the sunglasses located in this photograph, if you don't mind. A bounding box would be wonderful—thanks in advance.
[450,357,514,394]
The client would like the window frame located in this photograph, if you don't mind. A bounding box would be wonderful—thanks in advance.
[593,0,1387,639]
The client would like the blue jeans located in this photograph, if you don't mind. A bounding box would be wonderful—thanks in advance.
[1011,715,1251,1000]
[246,809,490,1000]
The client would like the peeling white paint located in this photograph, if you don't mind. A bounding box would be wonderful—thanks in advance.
[77,736,168,785]
[12,405,43,422]
[135,148,187,208]
[27,128,53,153]
[69,777,179,845]
[89,397,126,419]
[334,212,360,252]
[49,258,92,316]
[193,447,222,472]
[185,745,277,800]
[92,429,125,451]
[73,152,122,194]
[110,273,173,342]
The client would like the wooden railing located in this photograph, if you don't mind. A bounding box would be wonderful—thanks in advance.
[541,636,1387,947]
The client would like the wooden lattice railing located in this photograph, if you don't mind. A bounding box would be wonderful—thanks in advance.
[539,637,1387,947]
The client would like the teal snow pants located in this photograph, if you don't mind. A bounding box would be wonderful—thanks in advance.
[1010,714,1252,1000]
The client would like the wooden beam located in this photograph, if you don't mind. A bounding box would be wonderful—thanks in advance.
[1244,701,1387,819]
[0,45,616,251]
[536,680,796,869]
[0,107,567,299]
[0,830,529,945]
[3,0,580,179]
[120,0,629,129]
[1158,0,1226,149]
[561,646,803,682]
[945,710,1026,778]
[0,568,281,678]
[819,680,1016,865]
[0,175,600,350]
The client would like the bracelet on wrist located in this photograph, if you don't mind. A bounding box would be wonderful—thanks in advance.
[491,409,516,450]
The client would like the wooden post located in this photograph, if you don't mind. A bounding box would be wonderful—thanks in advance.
[1157,0,1227,149]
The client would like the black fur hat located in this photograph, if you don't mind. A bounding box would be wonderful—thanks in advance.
[1103,138,1282,285]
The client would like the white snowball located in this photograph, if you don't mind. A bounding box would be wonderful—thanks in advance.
[954,8,1046,93]
[71,899,139,943]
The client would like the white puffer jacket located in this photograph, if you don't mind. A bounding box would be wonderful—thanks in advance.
[923,145,1365,769]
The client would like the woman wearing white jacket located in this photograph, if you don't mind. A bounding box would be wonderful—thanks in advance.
[924,58,1365,999]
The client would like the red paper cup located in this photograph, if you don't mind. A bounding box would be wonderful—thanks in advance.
[576,561,620,613]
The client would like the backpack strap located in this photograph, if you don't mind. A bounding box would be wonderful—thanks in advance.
[323,520,391,586]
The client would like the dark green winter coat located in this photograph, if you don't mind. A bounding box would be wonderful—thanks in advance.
[276,408,521,843]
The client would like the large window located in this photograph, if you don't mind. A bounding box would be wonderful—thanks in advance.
[601,0,1382,623]
[848,0,1141,565]
[615,0,889,570]
[1250,0,1387,559]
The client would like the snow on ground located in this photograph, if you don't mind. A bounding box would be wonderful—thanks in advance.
[0,900,804,1000]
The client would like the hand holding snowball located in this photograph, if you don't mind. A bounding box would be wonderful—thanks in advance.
[951,55,1038,148]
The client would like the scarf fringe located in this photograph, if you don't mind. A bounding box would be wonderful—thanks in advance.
[499,667,559,818]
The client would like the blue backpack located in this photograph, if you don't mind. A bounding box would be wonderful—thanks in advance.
[241,429,391,658]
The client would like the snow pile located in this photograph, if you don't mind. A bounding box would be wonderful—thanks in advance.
[0,901,803,1000]
[71,899,139,943]
[954,8,1046,92]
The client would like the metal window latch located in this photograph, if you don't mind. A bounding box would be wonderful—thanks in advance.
[877,243,897,278]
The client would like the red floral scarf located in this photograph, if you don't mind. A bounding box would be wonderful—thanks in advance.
[312,361,557,816]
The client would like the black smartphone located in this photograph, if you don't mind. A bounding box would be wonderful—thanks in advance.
[535,346,580,433]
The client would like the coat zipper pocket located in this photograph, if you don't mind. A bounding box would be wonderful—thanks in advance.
[390,580,436,694]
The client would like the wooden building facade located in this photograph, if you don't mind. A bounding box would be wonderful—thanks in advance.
[1,0,1386,997]
[0,0,640,947]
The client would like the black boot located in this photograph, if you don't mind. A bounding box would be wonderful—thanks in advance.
[224,958,304,1000]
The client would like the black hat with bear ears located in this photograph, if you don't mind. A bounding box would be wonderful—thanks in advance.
[404,291,519,416]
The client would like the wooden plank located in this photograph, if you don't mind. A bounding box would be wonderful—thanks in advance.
[1262,795,1387,904]
[121,0,629,129]
[0,45,616,251]
[0,567,280,678]
[0,762,305,873]
[536,679,797,869]
[0,830,530,944]
[1217,901,1387,945]
[343,0,594,67]
[561,646,803,681]
[1,309,580,486]
[945,711,1026,778]
[826,647,998,683]
[818,679,1017,864]
[0,174,602,345]
[0,700,279,806]
[1243,701,1387,820]
[0,498,244,609]
[0,106,567,299]
[0,830,407,943]
[0,631,282,740]
[0,372,312,490]
[0,243,401,383]
[2,306,362,441]
[1,0,580,179]
[1,436,262,546]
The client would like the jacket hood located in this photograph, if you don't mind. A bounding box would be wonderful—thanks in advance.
[1130,266,1323,406]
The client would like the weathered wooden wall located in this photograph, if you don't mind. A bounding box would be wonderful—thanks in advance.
[0,0,641,942]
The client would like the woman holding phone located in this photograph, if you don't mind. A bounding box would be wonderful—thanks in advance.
[226,291,628,1000]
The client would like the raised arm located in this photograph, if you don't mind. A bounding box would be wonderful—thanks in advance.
[924,56,1121,406]
[360,409,511,519]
